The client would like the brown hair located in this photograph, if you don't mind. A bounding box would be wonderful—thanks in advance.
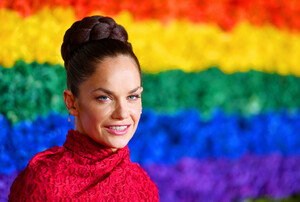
[61,16,141,97]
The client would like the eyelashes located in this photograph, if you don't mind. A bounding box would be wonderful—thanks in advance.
[97,95,111,101]
[128,94,141,100]
[96,94,141,102]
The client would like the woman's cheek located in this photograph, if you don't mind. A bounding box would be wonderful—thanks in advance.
[94,105,113,121]
[129,103,142,119]
[81,104,102,125]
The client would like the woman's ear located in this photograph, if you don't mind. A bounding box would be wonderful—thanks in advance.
[63,89,79,116]
[140,86,143,94]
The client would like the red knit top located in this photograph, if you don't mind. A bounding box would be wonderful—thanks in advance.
[9,129,159,201]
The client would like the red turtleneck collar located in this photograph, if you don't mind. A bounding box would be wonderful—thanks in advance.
[64,129,130,161]
[9,129,159,201]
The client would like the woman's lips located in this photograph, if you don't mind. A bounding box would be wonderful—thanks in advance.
[104,124,131,136]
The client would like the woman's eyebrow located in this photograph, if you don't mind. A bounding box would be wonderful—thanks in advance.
[129,86,141,93]
[92,87,113,94]
[92,86,141,94]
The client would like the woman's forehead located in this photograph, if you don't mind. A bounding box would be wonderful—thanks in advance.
[80,56,141,93]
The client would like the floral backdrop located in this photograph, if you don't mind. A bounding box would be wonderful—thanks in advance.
[1,0,300,201]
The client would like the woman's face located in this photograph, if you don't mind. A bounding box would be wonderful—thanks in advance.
[74,55,143,151]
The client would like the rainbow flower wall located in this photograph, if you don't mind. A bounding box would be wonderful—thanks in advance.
[1,0,300,201]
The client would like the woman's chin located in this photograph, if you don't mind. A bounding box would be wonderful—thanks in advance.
[104,139,130,151]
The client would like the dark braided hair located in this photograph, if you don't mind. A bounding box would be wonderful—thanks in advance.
[61,16,141,97]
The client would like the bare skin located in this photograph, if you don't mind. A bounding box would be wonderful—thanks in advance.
[64,55,143,152]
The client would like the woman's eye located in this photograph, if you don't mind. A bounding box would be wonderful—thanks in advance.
[97,96,111,101]
[128,94,140,100]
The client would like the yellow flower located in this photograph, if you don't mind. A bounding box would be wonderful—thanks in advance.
[0,8,300,76]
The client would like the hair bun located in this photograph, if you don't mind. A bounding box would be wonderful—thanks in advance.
[61,16,130,66]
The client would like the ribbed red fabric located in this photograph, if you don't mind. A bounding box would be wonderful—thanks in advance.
[9,129,159,201]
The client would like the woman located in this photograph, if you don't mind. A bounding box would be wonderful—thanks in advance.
[9,16,159,201]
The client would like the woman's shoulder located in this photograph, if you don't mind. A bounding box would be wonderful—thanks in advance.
[130,162,152,179]
[8,146,71,201]
[27,145,69,168]
[128,162,159,196]
[17,144,74,181]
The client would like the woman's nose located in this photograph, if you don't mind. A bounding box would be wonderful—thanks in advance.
[111,100,129,120]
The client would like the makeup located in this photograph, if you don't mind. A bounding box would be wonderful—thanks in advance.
[104,124,131,136]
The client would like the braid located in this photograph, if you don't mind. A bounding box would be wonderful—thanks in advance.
[61,16,131,67]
